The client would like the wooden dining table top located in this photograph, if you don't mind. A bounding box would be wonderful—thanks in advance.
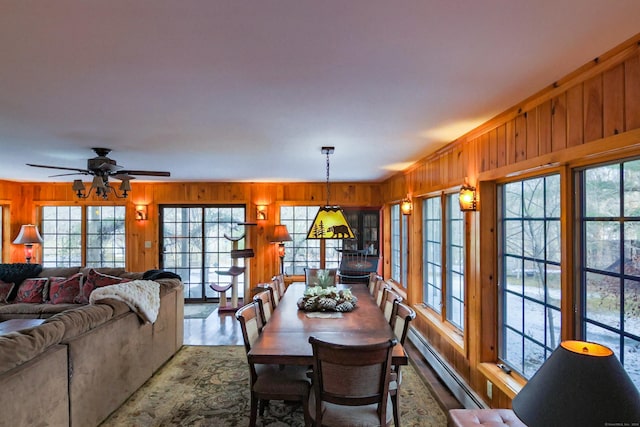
[247,282,407,366]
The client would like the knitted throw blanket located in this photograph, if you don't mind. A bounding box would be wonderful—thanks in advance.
[90,279,161,323]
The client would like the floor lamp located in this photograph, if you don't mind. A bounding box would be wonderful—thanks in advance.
[270,224,292,275]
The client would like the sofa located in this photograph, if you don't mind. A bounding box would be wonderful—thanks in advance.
[0,265,184,427]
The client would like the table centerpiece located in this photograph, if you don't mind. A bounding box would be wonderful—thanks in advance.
[297,285,358,312]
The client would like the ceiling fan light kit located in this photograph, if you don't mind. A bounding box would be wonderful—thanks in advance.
[28,147,170,200]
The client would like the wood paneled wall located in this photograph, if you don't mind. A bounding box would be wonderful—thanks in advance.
[380,33,640,407]
[1,181,382,285]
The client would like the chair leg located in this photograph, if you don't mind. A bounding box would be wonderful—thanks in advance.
[249,393,258,427]
[391,391,400,427]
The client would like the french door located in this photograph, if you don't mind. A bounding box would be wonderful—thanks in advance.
[159,205,246,302]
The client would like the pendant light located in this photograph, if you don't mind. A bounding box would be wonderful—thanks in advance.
[306,147,355,239]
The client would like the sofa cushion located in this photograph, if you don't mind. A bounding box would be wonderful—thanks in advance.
[38,266,82,278]
[14,278,48,303]
[0,320,65,374]
[45,304,115,341]
[76,269,130,304]
[48,273,82,304]
[0,280,14,302]
[0,264,43,301]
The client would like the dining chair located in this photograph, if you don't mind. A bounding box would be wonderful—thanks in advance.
[259,281,280,308]
[374,280,390,307]
[304,268,338,288]
[388,301,416,427]
[235,302,311,427]
[308,336,397,427]
[368,273,382,295]
[380,287,403,323]
[272,274,286,299]
[252,289,273,326]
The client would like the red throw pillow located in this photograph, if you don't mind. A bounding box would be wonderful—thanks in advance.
[14,277,48,303]
[0,280,14,303]
[48,273,82,304]
[76,269,130,304]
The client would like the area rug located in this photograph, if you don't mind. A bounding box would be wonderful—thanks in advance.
[100,346,447,427]
[183,304,218,319]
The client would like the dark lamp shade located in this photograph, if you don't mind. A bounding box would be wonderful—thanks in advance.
[306,206,355,239]
[13,224,44,245]
[512,340,640,427]
[270,224,292,243]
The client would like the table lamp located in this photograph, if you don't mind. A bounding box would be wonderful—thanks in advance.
[270,224,292,275]
[13,224,44,263]
[512,340,640,427]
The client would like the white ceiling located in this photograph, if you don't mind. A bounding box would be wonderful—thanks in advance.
[1,1,639,183]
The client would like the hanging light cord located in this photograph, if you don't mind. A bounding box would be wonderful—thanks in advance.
[325,150,331,206]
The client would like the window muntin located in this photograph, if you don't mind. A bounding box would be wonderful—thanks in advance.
[422,196,442,313]
[41,206,83,267]
[446,194,464,329]
[280,206,341,275]
[499,174,561,379]
[161,205,246,301]
[580,159,640,388]
[86,206,126,267]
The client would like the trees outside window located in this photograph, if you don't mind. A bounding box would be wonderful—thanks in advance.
[499,175,561,379]
[579,159,640,389]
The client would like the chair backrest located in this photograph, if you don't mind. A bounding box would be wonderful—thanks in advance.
[259,281,280,307]
[304,268,338,288]
[374,280,389,307]
[235,301,263,354]
[252,289,273,325]
[390,302,416,346]
[380,287,403,323]
[309,336,397,425]
[272,274,286,299]
[368,273,382,295]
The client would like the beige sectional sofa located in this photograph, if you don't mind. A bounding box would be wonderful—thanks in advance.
[0,266,184,427]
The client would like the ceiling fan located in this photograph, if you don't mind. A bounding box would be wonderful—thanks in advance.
[27,147,170,199]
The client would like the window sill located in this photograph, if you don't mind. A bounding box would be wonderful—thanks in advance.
[414,305,465,356]
[477,362,526,400]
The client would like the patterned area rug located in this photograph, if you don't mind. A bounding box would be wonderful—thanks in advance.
[183,304,218,319]
[101,345,447,427]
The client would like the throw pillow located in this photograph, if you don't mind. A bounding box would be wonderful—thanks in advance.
[0,280,14,303]
[48,273,82,304]
[13,277,48,303]
[76,269,130,304]
[143,269,182,280]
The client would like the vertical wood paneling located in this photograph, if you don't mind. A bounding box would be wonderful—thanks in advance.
[480,133,490,172]
[515,114,527,163]
[525,108,539,159]
[584,75,604,142]
[488,128,498,170]
[505,120,516,165]
[496,124,507,168]
[566,84,584,147]
[603,63,625,136]
[551,93,567,152]
[538,101,552,155]
[625,52,640,131]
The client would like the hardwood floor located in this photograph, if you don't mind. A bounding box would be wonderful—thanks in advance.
[183,303,463,414]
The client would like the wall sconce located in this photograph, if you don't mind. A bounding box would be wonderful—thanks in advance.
[13,224,44,264]
[459,184,477,211]
[400,197,413,215]
[135,205,148,221]
[256,205,268,221]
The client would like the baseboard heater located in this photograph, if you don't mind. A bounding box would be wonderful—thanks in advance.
[407,328,487,410]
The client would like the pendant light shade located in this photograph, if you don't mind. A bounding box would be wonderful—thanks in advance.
[306,147,355,240]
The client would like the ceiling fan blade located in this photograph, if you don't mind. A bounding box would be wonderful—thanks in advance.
[118,170,171,177]
[48,172,91,178]
[27,163,91,174]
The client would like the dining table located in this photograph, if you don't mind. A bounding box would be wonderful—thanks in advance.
[247,282,408,366]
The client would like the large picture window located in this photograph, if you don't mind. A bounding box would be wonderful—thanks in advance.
[41,205,125,267]
[579,159,640,388]
[280,206,341,275]
[422,196,442,313]
[446,194,465,329]
[499,174,561,379]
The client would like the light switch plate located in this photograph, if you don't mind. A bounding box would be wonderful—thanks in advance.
[145,241,152,249]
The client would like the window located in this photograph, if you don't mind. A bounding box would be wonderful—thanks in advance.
[161,205,246,301]
[41,205,126,267]
[579,159,640,388]
[421,194,465,331]
[446,194,465,329]
[422,197,442,313]
[499,175,561,379]
[280,205,341,275]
